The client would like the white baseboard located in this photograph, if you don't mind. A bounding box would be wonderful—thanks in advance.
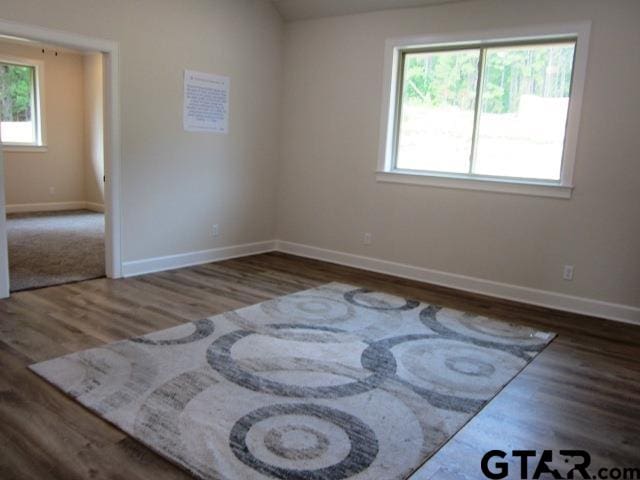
[275,240,640,326]
[122,240,277,278]
[5,201,105,214]
[6,201,86,213]
[117,237,639,325]
[84,202,105,213]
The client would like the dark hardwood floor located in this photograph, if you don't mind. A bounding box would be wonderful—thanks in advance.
[0,252,638,479]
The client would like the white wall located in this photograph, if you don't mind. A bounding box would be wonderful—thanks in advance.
[0,0,284,261]
[277,0,640,310]
[83,52,104,207]
[1,41,86,207]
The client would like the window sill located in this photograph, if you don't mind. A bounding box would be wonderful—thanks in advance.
[376,170,573,199]
[1,144,48,153]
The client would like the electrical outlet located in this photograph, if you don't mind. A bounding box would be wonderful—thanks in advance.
[212,224,220,237]
[563,265,574,281]
[49,186,56,195]
[363,233,372,245]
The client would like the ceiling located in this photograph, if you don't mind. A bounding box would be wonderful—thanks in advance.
[271,0,471,21]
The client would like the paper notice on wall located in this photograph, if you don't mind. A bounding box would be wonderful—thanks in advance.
[183,70,229,133]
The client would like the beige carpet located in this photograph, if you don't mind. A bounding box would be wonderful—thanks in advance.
[31,283,555,480]
[7,209,105,292]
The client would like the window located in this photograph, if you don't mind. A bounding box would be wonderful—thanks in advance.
[378,24,590,198]
[0,57,44,147]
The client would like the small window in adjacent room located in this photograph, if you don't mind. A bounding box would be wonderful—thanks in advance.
[0,59,43,146]
[378,24,590,198]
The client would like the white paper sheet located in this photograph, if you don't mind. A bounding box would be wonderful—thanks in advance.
[183,70,229,133]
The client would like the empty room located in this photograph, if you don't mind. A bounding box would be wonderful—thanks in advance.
[0,38,105,292]
[0,1,638,479]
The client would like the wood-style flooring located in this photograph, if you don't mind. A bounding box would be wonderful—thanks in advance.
[1,252,638,479]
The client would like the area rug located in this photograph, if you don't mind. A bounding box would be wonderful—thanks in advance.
[30,283,555,479]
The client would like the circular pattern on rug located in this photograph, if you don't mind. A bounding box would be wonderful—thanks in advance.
[133,367,222,479]
[444,356,495,377]
[93,342,159,414]
[456,314,540,340]
[206,330,397,398]
[130,319,215,346]
[230,403,379,480]
[263,425,330,460]
[261,294,356,324]
[393,337,525,399]
[344,288,420,311]
[56,348,131,399]
[420,305,548,347]
[263,324,362,344]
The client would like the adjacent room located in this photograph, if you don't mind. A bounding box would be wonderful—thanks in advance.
[0,1,638,480]
[0,38,105,291]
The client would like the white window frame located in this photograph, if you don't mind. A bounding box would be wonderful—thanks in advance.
[377,22,591,199]
[0,54,47,151]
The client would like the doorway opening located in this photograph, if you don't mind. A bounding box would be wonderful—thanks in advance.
[1,40,105,291]
[0,19,121,297]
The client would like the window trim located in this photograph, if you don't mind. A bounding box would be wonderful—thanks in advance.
[0,54,47,149]
[377,22,591,198]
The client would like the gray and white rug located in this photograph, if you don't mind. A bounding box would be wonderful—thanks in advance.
[31,283,554,479]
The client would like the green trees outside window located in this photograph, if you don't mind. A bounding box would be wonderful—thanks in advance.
[396,41,576,180]
[0,62,38,144]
